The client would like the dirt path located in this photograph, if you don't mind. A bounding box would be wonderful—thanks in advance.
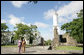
[1,46,83,54]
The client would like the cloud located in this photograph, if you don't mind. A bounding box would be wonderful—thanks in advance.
[57,1,83,34]
[44,1,83,35]
[11,1,29,8]
[42,33,53,41]
[9,14,22,26]
[1,19,7,23]
[34,22,49,28]
[58,17,69,24]
[41,25,66,41]
[57,1,83,24]
[8,14,49,28]
[44,9,55,19]
[57,26,66,35]
[21,22,31,26]
[41,26,65,40]
[40,28,53,41]
[44,1,83,24]
[57,1,83,17]
[8,14,31,27]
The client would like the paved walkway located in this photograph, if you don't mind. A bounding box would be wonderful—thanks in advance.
[1,46,83,54]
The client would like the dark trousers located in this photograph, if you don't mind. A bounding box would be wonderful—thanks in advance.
[18,46,21,53]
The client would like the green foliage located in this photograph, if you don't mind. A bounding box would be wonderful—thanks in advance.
[61,9,83,43]
[1,45,17,47]
[55,46,83,50]
[1,23,9,45]
[14,23,38,42]
[77,9,83,17]
[45,39,52,45]
[1,23,8,32]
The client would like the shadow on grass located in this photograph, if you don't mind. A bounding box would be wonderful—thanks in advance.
[70,52,83,54]
[71,53,83,54]
[76,45,83,47]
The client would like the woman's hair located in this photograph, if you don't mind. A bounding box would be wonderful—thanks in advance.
[23,39,25,41]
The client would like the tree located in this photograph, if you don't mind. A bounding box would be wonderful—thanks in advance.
[14,23,38,45]
[14,23,30,39]
[61,9,83,43]
[1,23,9,45]
[30,25,37,38]
[1,23,8,32]
[45,39,52,45]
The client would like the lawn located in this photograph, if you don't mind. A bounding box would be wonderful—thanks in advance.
[55,46,83,50]
[1,45,32,47]
[1,45,18,47]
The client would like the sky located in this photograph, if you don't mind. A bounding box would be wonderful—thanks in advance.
[1,1,83,41]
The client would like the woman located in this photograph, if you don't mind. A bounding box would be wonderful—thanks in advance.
[22,39,26,53]
[18,38,22,53]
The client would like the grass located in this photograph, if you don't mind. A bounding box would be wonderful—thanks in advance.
[1,45,18,47]
[1,45,32,47]
[55,46,83,50]
[2,45,83,50]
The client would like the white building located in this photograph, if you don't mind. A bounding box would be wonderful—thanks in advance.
[1,31,44,45]
[24,31,44,45]
[1,31,14,45]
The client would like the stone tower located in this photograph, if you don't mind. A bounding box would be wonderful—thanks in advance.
[52,11,60,49]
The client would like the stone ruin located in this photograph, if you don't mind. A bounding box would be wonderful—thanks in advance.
[51,26,60,49]
[60,33,77,46]
[51,29,77,49]
[51,32,77,49]
[51,10,77,50]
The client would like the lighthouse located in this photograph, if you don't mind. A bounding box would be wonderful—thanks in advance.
[53,11,58,27]
[52,11,60,49]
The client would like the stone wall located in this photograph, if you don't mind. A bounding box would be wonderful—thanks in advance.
[52,26,60,49]
[62,33,77,46]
